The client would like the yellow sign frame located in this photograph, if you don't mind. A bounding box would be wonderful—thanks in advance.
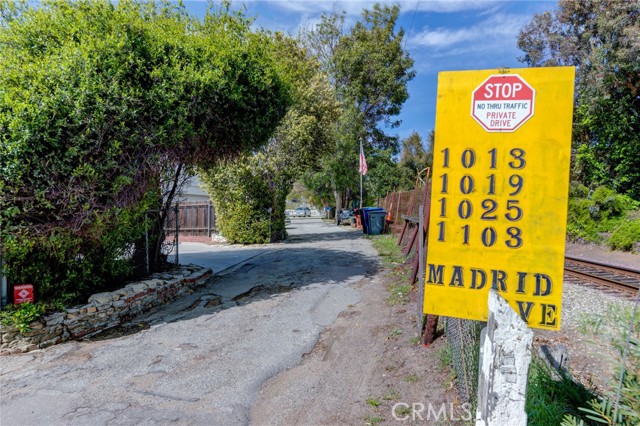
[423,67,575,330]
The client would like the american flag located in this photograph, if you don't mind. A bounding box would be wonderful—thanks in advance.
[359,142,368,176]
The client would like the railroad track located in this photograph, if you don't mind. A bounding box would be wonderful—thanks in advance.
[564,255,640,295]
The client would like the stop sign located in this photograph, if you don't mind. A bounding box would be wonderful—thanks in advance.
[471,74,535,132]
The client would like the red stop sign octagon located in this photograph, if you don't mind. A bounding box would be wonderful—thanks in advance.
[471,74,535,132]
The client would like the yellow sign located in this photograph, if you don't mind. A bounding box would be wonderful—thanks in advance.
[423,67,575,330]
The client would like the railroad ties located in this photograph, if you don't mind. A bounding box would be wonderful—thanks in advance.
[564,256,640,296]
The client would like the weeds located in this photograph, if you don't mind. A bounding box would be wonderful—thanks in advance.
[437,342,452,368]
[394,404,411,417]
[370,234,404,266]
[367,398,381,407]
[364,415,385,425]
[388,327,403,338]
[403,373,419,383]
[526,359,597,426]
[562,300,640,426]
[369,234,412,306]
[383,389,401,401]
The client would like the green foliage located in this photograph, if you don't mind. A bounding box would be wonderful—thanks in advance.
[0,0,290,303]
[527,359,598,426]
[566,186,640,248]
[201,160,272,244]
[3,198,153,304]
[607,219,640,252]
[200,33,339,243]
[334,3,415,135]
[518,0,640,200]
[299,4,414,213]
[365,148,402,199]
[0,302,46,334]
[398,131,432,189]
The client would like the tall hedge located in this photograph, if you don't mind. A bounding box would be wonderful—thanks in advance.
[0,0,291,304]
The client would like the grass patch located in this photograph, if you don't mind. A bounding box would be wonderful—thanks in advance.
[369,234,412,305]
[437,343,452,369]
[369,234,404,266]
[387,282,411,306]
[367,397,381,407]
[526,359,597,426]
[393,404,411,417]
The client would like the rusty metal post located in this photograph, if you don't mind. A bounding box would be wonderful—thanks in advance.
[417,205,425,331]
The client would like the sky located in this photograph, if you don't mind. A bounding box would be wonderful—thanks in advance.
[184,0,557,147]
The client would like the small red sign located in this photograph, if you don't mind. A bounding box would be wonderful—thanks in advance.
[471,74,535,132]
[14,284,35,304]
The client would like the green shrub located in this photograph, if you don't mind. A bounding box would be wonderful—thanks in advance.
[566,186,640,249]
[607,219,640,252]
[569,182,590,199]
[3,199,153,305]
[201,160,277,244]
[1,0,291,304]
[567,198,601,242]
[590,187,638,220]
[0,302,47,334]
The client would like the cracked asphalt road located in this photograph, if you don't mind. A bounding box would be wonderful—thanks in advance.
[0,219,378,426]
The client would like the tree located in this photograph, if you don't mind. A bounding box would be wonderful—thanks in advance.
[0,0,291,303]
[517,0,640,199]
[200,34,340,243]
[398,131,433,189]
[300,4,415,215]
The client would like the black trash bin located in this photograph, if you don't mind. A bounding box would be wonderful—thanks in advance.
[367,211,387,235]
[359,207,384,234]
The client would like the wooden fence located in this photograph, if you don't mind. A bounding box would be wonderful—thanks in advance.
[165,202,217,239]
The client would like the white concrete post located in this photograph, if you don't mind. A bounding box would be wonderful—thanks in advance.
[476,290,533,426]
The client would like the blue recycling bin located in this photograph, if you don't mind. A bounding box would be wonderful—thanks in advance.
[367,211,387,235]
[359,207,384,234]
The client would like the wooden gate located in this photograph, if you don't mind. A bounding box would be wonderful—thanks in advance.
[165,202,217,238]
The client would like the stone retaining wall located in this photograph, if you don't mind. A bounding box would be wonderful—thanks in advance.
[0,264,212,355]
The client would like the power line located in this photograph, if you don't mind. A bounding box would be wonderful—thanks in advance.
[404,0,421,50]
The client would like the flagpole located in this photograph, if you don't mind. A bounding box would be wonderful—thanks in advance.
[360,170,363,209]
[359,140,363,209]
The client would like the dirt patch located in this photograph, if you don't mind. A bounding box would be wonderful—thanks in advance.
[251,269,469,426]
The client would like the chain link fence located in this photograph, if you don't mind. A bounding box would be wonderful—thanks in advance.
[444,317,484,404]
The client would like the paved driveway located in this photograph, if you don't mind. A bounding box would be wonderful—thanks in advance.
[0,219,378,426]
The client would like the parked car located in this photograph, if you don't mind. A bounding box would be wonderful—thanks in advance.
[336,209,354,225]
[291,207,311,217]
